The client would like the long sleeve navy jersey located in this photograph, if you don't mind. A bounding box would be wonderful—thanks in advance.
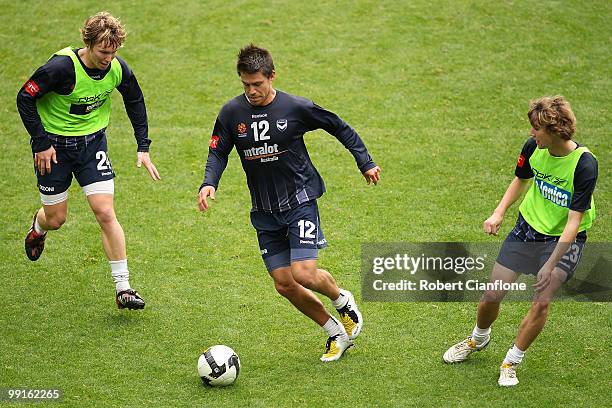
[16,48,150,153]
[202,90,377,213]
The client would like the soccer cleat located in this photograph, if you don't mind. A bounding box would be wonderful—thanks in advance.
[24,212,47,261]
[498,362,519,387]
[336,290,363,340]
[443,336,490,363]
[320,334,353,362]
[116,289,145,310]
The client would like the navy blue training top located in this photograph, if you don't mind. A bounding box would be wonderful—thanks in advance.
[202,90,377,213]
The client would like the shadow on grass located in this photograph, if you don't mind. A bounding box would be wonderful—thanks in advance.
[100,310,150,327]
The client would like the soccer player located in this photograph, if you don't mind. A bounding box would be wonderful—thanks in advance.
[197,44,381,362]
[17,12,161,310]
[443,96,598,386]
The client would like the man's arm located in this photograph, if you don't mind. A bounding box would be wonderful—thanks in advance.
[116,57,159,180]
[16,56,73,153]
[198,118,234,211]
[16,56,75,174]
[116,57,151,152]
[17,81,50,153]
[533,210,583,292]
[570,152,598,212]
[533,152,599,292]
[483,177,532,235]
[303,103,378,175]
[484,138,537,235]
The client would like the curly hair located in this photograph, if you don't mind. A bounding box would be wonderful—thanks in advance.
[80,11,126,49]
[528,96,576,140]
[236,44,275,78]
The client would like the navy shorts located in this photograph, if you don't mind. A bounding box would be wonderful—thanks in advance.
[34,130,115,195]
[250,200,328,272]
[496,213,587,281]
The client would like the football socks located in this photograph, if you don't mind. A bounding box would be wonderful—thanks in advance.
[472,325,491,346]
[322,316,344,338]
[503,344,525,365]
[110,259,130,293]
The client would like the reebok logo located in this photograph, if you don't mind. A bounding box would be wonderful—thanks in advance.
[532,167,568,186]
[76,90,113,103]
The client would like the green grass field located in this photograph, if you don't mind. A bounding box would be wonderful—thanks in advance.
[1,0,610,406]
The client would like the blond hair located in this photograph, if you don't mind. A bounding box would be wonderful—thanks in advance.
[528,96,576,140]
[80,11,126,49]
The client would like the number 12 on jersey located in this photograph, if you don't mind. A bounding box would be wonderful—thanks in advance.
[251,120,270,141]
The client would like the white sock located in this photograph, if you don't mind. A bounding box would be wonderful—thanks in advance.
[110,259,130,293]
[503,344,525,365]
[471,325,491,344]
[322,316,346,338]
[331,289,349,309]
[34,216,46,235]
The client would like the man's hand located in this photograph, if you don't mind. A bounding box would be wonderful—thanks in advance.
[363,166,381,185]
[34,146,57,176]
[198,186,216,212]
[533,264,554,293]
[483,212,504,236]
[137,152,161,180]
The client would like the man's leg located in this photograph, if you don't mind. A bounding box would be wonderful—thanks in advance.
[477,262,521,329]
[26,147,71,261]
[291,260,339,299]
[270,265,352,362]
[443,262,520,363]
[291,260,363,340]
[38,201,69,231]
[86,188,144,310]
[86,193,125,260]
[498,267,566,387]
[286,200,363,340]
[25,194,68,261]
[270,265,330,325]
[515,270,564,350]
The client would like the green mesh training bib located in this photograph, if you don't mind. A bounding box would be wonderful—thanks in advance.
[519,146,595,235]
[36,47,122,136]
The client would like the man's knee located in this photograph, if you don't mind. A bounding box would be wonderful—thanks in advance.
[45,213,66,230]
[291,261,317,288]
[274,279,301,299]
[92,205,116,225]
[530,301,550,319]
[481,290,506,303]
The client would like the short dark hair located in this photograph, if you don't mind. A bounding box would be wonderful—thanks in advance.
[237,44,275,77]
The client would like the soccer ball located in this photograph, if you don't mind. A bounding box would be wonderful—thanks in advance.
[197,345,240,386]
